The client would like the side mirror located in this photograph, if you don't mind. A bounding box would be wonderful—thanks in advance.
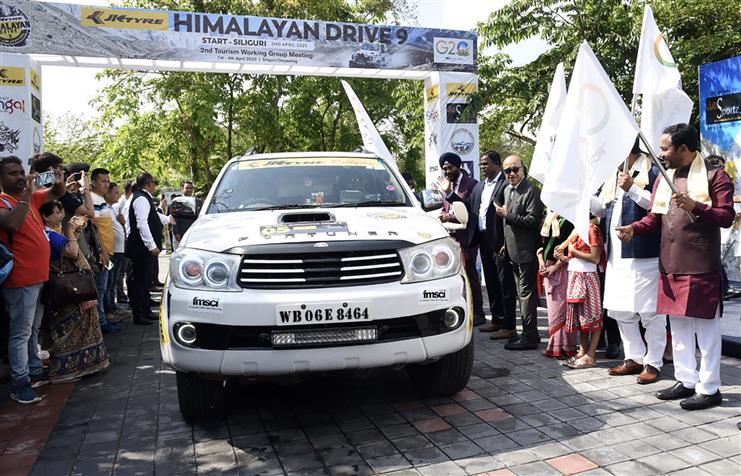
[421,189,444,212]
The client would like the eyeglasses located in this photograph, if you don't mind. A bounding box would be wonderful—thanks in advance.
[503,167,521,175]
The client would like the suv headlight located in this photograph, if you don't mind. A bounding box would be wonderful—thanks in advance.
[170,248,242,292]
[399,237,461,283]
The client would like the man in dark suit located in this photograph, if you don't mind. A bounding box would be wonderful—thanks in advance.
[438,152,486,325]
[446,151,518,338]
[495,155,545,350]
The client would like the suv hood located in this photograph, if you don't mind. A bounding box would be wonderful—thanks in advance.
[181,207,449,252]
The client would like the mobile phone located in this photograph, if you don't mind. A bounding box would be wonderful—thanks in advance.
[35,170,55,188]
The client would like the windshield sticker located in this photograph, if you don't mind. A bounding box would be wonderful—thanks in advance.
[385,185,396,191]
[261,222,350,238]
[237,157,382,169]
[368,212,407,220]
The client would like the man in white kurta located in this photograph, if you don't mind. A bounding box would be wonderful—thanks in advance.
[592,148,665,384]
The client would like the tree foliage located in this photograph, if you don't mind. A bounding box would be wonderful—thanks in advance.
[476,0,741,156]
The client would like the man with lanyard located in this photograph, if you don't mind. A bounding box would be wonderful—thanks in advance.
[592,138,664,384]
[126,173,164,326]
[438,152,486,326]
[0,156,65,404]
[617,124,734,410]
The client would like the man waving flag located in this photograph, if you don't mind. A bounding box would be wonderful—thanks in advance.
[530,63,567,183]
[542,42,639,243]
[633,5,693,151]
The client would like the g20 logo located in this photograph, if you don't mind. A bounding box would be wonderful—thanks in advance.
[435,40,471,57]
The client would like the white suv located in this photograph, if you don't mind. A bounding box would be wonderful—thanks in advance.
[160,152,473,420]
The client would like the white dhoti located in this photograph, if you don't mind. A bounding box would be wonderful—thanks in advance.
[669,307,722,396]
[603,184,663,368]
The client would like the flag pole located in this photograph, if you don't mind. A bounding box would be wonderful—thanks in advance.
[625,94,638,171]
[637,130,695,222]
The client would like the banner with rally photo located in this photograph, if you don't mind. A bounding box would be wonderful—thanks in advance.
[0,1,476,73]
[699,55,741,287]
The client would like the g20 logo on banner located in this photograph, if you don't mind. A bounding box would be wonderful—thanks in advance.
[433,37,474,65]
[0,3,31,47]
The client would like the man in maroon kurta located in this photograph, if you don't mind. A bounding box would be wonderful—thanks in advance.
[617,124,734,410]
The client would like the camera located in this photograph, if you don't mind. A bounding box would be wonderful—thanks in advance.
[35,170,56,188]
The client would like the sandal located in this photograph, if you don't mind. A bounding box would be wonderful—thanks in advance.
[567,356,597,369]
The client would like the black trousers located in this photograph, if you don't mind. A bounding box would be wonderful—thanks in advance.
[512,260,540,342]
[479,236,516,330]
[129,252,154,320]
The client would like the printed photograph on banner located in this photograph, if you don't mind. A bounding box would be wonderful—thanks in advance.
[0,122,21,153]
[1,1,477,73]
[446,102,476,123]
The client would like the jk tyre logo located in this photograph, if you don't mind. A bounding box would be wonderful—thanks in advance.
[0,66,25,86]
[81,7,169,30]
[0,3,31,47]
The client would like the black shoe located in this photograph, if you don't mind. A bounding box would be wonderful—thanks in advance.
[504,338,538,351]
[133,318,153,326]
[472,316,486,327]
[680,391,722,410]
[146,314,159,321]
[117,296,129,304]
[605,342,622,360]
[656,381,695,400]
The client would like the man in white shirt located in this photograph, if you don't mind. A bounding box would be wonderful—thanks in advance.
[91,168,115,328]
[105,181,129,322]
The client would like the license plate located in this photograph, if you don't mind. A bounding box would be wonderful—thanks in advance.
[276,302,372,326]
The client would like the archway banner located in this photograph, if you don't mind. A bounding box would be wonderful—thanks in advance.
[0,1,476,78]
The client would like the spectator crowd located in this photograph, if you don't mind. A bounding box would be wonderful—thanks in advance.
[0,152,189,405]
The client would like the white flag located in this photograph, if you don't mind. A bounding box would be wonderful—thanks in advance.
[530,63,567,183]
[542,42,640,244]
[340,80,394,165]
[633,6,693,151]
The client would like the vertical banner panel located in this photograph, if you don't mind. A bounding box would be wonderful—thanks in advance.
[0,52,41,171]
[424,72,479,188]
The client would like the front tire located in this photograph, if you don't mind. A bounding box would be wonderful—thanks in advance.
[407,339,474,397]
[176,371,226,422]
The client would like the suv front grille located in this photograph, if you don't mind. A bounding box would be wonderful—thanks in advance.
[238,247,404,289]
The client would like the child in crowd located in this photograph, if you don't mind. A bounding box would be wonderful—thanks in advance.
[556,217,604,369]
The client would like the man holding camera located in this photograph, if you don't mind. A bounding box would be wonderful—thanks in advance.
[0,156,66,404]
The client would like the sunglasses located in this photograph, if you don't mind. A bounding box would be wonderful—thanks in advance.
[503,167,521,175]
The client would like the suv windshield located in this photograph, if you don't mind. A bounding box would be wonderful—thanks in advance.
[207,156,411,213]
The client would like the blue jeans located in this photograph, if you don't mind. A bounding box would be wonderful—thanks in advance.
[2,283,45,387]
[94,268,109,325]
[105,253,124,313]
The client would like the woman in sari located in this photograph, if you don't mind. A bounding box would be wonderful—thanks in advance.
[40,201,109,383]
[537,211,577,359]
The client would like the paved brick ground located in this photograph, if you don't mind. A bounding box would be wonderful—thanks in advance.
[26,305,741,476]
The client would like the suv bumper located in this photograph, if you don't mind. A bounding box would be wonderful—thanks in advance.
[160,275,472,376]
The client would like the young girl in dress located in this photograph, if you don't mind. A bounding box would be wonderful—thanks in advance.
[556,218,604,369]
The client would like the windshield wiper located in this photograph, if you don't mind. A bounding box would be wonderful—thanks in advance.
[326,201,407,208]
[249,204,320,211]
